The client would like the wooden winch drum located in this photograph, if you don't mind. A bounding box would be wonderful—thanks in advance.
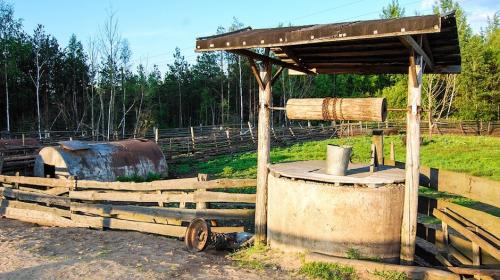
[286,97,387,122]
[326,145,352,176]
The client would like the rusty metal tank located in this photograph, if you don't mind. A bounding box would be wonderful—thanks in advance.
[34,139,168,181]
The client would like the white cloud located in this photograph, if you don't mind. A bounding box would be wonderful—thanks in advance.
[420,0,436,9]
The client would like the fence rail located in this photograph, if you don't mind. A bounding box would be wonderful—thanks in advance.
[0,174,256,238]
[384,159,500,277]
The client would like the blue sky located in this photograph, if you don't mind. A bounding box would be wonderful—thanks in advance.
[12,0,500,71]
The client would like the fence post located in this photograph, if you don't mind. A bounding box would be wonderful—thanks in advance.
[22,134,25,146]
[196,174,208,210]
[372,130,384,165]
[225,129,232,153]
[248,122,255,143]
[190,126,196,150]
[154,127,159,143]
[390,142,395,161]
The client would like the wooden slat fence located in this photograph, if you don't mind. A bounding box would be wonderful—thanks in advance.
[384,159,500,277]
[0,174,256,238]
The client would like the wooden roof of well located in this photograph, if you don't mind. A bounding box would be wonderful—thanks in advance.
[195,13,461,74]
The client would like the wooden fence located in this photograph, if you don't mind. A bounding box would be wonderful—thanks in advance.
[384,159,499,278]
[1,121,499,174]
[0,174,256,238]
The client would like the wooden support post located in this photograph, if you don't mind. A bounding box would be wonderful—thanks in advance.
[154,127,159,143]
[372,130,384,165]
[390,142,395,161]
[400,53,423,265]
[255,56,272,245]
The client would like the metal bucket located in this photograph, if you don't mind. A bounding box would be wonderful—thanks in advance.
[326,145,352,176]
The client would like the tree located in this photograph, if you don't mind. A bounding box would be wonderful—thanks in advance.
[99,7,121,139]
[168,47,189,127]
[119,39,131,137]
[0,0,21,132]
[29,24,51,139]
[64,34,88,130]
[86,36,99,138]
[380,0,405,19]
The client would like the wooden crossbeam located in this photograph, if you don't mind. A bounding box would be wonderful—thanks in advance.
[399,35,434,70]
[248,58,264,90]
[271,67,284,86]
[433,208,500,261]
[229,49,315,75]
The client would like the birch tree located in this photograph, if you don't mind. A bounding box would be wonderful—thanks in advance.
[99,7,121,140]
[86,36,99,138]
[0,0,21,132]
[30,25,50,139]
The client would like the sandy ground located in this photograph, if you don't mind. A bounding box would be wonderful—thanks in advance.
[0,218,292,280]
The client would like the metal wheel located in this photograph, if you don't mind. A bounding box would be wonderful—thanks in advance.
[185,218,211,252]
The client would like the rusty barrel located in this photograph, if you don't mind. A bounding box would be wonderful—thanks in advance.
[34,139,168,181]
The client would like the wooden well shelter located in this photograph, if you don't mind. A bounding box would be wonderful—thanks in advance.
[195,12,461,264]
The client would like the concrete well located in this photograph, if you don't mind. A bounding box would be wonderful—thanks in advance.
[267,160,405,263]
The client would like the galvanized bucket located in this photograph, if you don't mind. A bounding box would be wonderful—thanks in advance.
[326,144,352,176]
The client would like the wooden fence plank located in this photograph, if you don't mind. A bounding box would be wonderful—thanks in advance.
[69,190,255,203]
[433,209,500,260]
[0,186,70,207]
[418,196,500,238]
[70,213,186,238]
[69,190,193,203]
[420,167,500,207]
[1,207,80,227]
[417,223,498,266]
[70,202,254,221]
[385,161,500,207]
[1,199,70,217]
[76,178,256,191]
[0,175,71,188]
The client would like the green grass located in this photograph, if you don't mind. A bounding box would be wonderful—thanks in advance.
[299,262,358,280]
[228,244,273,270]
[172,135,500,181]
[372,270,409,280]
[116,172,162,182]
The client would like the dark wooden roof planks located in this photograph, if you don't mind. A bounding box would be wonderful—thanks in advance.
[195,13,461,74]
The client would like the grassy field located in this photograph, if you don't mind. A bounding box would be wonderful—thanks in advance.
[172,135,500,182]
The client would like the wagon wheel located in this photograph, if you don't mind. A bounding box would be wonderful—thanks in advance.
[185,218,211,252]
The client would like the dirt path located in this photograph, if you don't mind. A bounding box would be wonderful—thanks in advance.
[0,218,290,280]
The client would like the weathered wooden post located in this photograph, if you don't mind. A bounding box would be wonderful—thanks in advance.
[255,57,272,245]
[248,121,255,143]
[190,126,196,150]
[372,130,384,165]
[400,52,423,264]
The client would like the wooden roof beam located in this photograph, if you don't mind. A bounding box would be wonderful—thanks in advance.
[228,49,315,75]
[399,35,433,70]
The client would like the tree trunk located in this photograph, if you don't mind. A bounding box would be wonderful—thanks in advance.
[239,56,243,129]
[35,66,42,140]
[122,68,125,138]
[178,79,182,127]
[4,58,10,132]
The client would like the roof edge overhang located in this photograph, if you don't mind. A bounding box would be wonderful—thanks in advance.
[195,14,441,52]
